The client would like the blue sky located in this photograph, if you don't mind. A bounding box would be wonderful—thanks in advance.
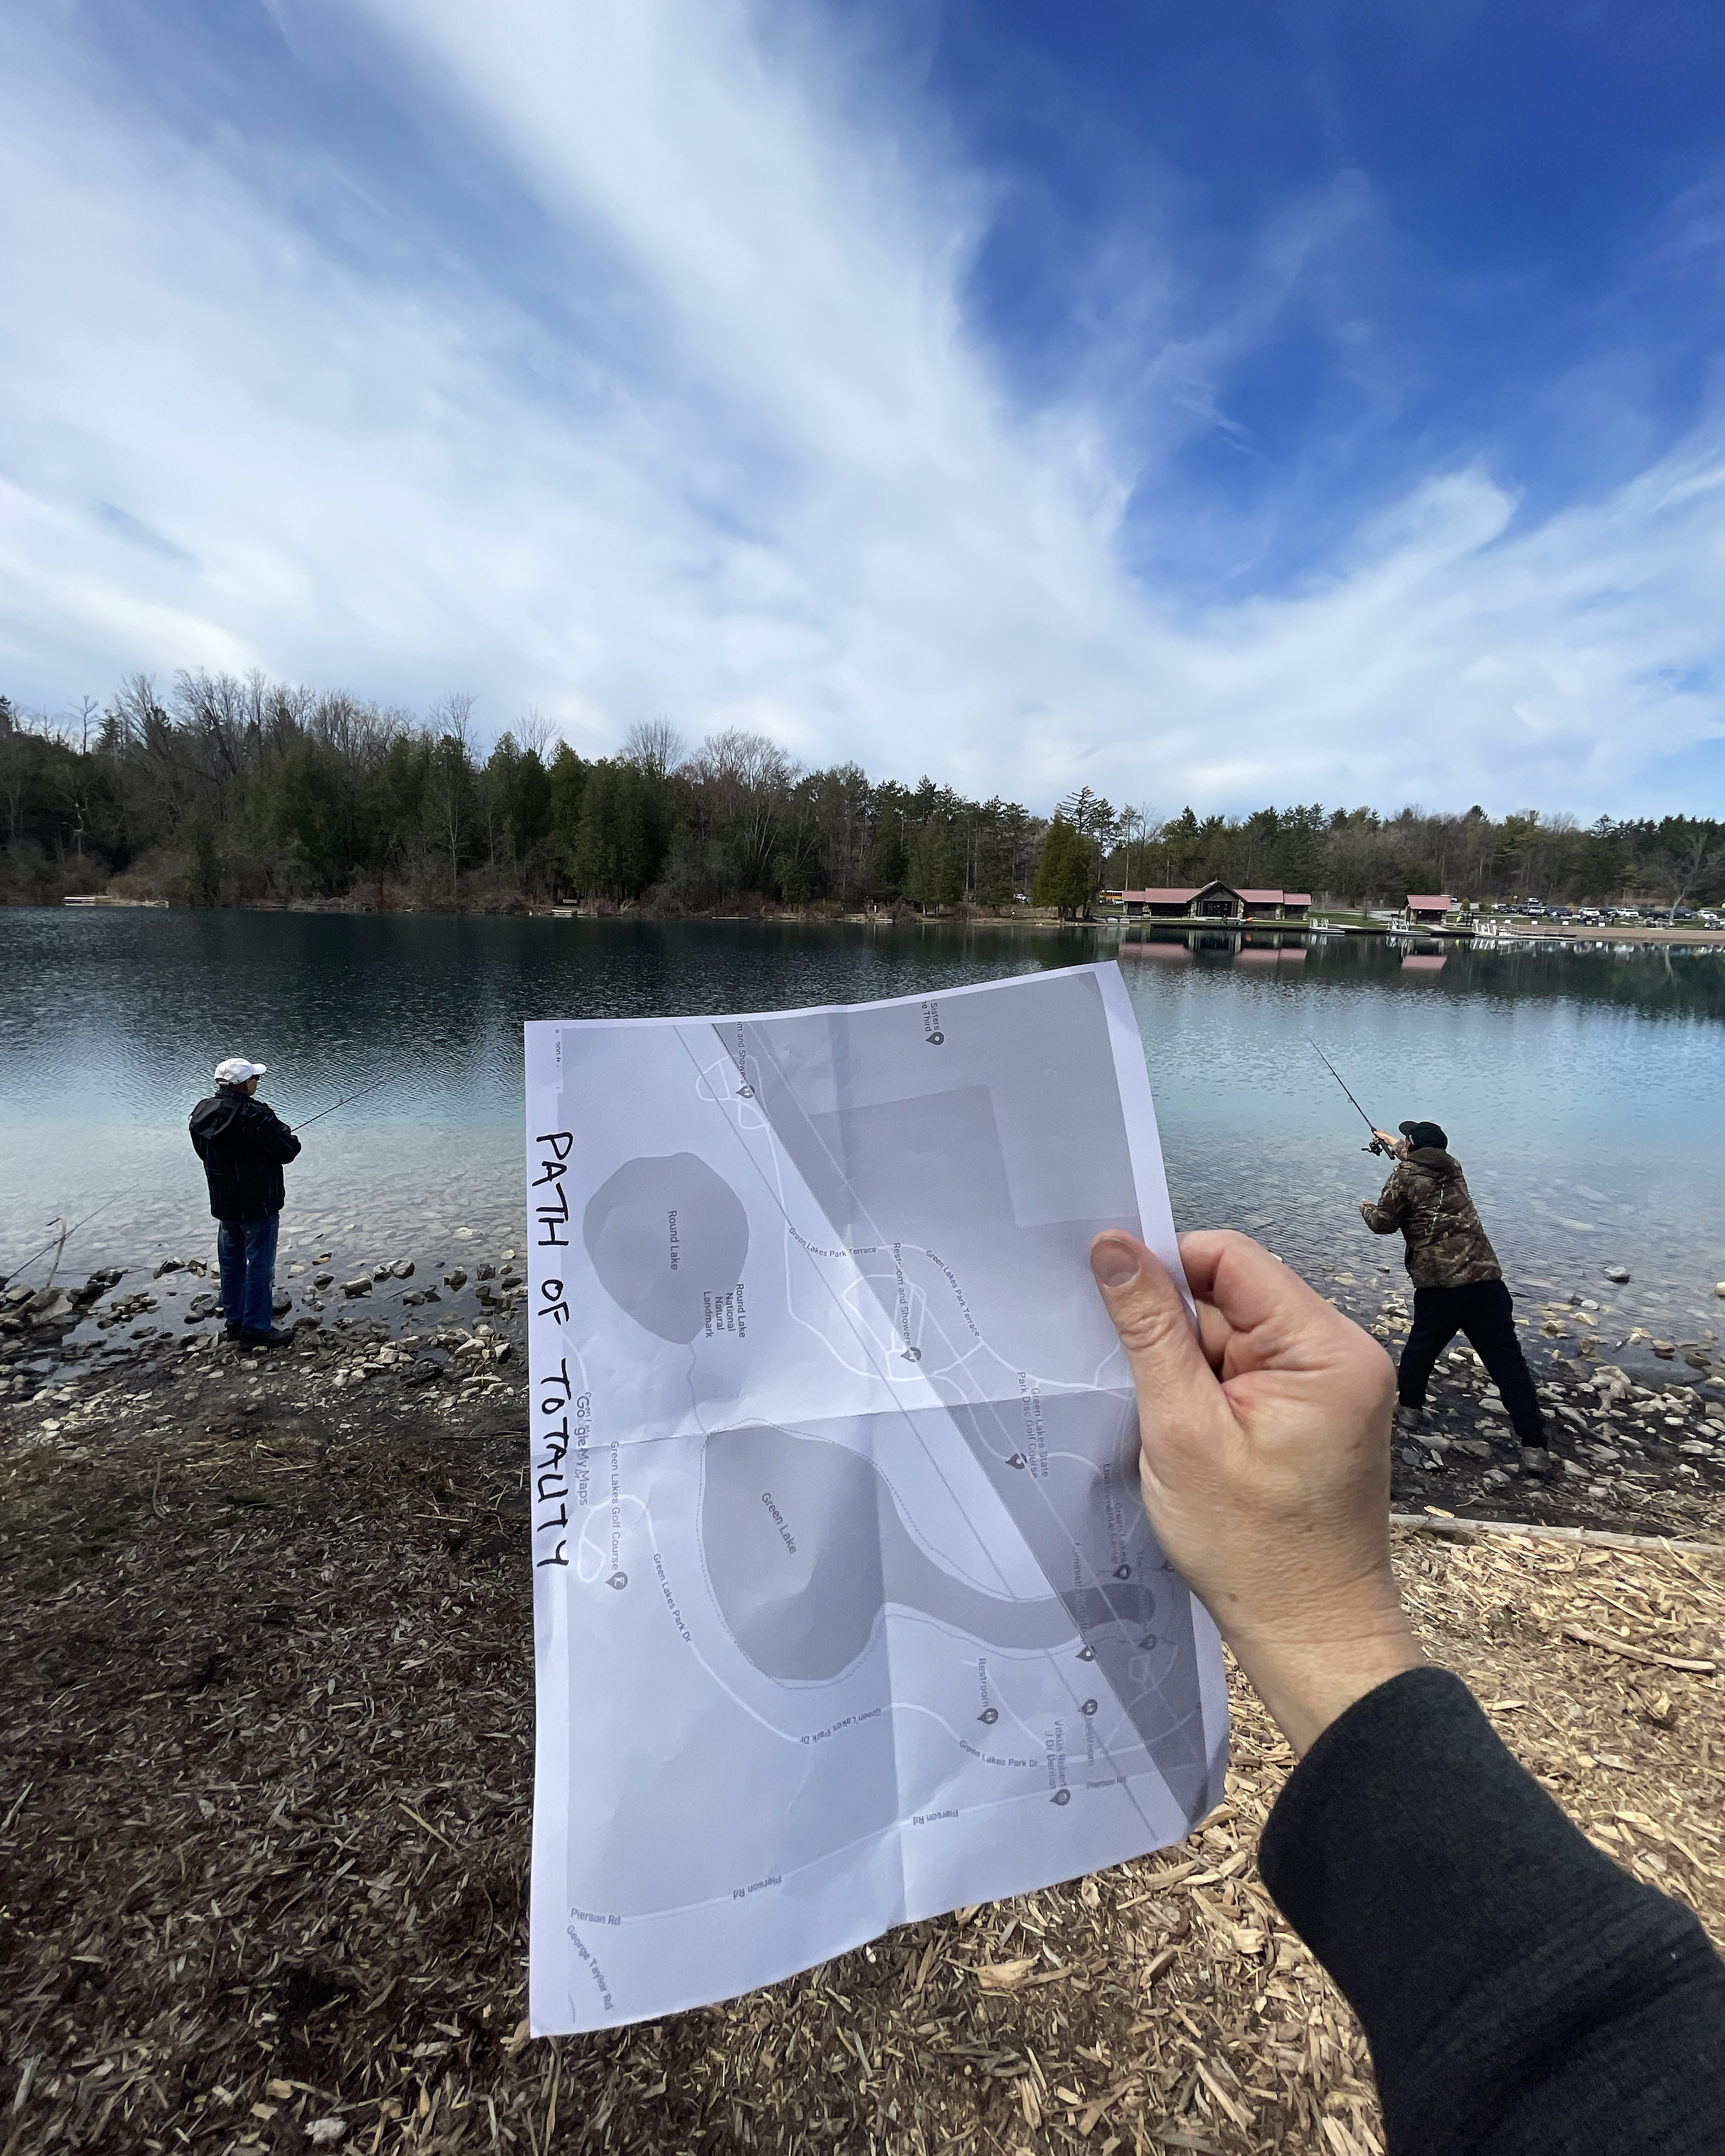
[3,0,1724,814]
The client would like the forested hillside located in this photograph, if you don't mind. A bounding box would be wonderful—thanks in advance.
[2,672,1719,914]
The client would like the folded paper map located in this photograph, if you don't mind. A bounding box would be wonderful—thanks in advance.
[523,961,1227,2032]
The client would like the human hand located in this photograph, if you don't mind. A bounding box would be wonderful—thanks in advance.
[1090,1229,1423,1755]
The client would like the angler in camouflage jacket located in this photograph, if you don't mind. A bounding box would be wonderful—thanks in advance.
[1360,1119,1550,1465]
[1359,1138,1501,1288]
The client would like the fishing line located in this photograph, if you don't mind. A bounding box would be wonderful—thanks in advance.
[4,1196,123,1281]
[290,1075,389,1131]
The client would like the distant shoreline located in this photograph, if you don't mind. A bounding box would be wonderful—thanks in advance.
[38,893,1725,948]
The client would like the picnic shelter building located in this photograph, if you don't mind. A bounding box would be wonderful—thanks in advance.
[1116,879,1311,922]
[1403,894,1455,925]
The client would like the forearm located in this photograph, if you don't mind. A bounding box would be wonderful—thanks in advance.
[1226,1615,1422,1761]
[1258,1668,1725,2155]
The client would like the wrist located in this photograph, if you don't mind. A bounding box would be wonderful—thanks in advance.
[1227,1615,1425,1759]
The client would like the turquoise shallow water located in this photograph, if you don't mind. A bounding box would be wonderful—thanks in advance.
[2,910,1723,1343]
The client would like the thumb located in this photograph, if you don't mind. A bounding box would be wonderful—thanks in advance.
[1089,1232,1218,1440]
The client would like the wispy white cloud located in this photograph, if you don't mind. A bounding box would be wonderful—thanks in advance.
[0,0,1720,814]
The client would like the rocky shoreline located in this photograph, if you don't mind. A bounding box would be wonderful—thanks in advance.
[47,889,1725,947]
[1,1235,530,1489]
[1375,1334,1724,1540]
[3,1239,1720,1543]
[1325,1257,1725,1539]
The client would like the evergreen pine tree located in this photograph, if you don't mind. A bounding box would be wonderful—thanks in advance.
[1032,816,1096,918]
[868,812,907,900]
[974,831,1011,909]
[906,819,963,910]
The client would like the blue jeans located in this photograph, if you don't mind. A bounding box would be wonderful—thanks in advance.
[217,1213,280,1337]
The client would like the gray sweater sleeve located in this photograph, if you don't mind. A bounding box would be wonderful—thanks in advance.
[1257,1667,1725,2156]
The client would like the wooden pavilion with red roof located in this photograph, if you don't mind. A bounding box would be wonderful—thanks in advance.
[1115,879,1311,922]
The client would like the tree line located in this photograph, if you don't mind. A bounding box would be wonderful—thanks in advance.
[1,672,1720,915]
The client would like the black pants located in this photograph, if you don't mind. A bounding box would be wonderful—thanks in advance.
[1397,1279,1546,1444]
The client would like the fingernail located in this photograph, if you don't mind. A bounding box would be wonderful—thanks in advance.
[1090,1238,1142,1290]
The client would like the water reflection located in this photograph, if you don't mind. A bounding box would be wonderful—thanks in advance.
[2,910,1722,1335]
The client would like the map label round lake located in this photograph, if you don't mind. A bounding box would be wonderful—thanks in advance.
[583,1153,749,1342]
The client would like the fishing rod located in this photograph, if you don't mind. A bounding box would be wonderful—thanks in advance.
[1309,1040,1391,1156]
[290,1075,388,1132]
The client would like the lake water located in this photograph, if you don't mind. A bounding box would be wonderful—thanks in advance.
[4,910,1724,1350]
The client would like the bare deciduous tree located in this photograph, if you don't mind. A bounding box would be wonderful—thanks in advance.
[517,705,557,762]
[622,718,689,778]
[690,728,799,888]
[1657,822,1721,914]
[425,692,478,900]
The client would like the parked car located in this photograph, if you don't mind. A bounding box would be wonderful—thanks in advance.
[1700,910,1723,929]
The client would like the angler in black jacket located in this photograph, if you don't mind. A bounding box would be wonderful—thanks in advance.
[188,1057,302,1346]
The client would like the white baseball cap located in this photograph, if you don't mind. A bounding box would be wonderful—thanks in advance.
[213,1056,268,1085]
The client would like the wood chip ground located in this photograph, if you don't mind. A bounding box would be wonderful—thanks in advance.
[2,1395,1721,2153]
